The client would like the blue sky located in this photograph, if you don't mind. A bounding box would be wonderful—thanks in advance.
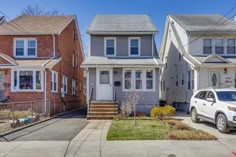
[1,0,236,54]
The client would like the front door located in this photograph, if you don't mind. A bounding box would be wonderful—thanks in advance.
[0,71,5,101]
[209,71,220,88]
[96,69,113,100]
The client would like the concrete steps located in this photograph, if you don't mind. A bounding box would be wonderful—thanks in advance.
[87,101,119,120]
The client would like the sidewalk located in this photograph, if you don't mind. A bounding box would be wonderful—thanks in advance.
[64,120,235,157]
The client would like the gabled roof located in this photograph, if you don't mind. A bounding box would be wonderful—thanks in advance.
[0,15,75,35]
[87,14,157,34]
[170,14,236,32]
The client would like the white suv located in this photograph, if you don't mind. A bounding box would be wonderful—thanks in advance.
[190,88,236,133]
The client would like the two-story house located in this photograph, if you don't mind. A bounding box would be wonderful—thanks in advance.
[0,15,84,114]
[82,15,163,119]
[160,14,236,111]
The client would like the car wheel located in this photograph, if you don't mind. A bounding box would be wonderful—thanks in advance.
[191,108,200,123]
[216,114,230,133]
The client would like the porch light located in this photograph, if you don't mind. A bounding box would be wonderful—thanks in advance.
[224,68,227,74]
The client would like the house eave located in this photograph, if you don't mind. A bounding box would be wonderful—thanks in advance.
[87,31,158,35]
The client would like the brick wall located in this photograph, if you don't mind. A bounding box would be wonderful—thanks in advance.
[0,19,84,115]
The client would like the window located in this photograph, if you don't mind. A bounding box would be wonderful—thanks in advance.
[146,70,153,90]
[62,75,68,93]
[135,70,142,90]
[123,69,155,91]
[215,39,224,54]
[105,38,115,56]
[99,71,110,84]
[51,71,58,92]
[181,73,184,86]
[195,91,207,100]
[12,69,43,91]
[72,52,75,67]
[227,39,235,54]
[14,39,37,57]
[203,39,212,54]
[207,91,216,101]
[129,37,140,56]
[124,70,132,90]
[187,71,191,90]
[72,79,76,95]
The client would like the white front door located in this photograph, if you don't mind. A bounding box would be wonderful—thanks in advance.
[209,71,220,88]
[96,68,113,100]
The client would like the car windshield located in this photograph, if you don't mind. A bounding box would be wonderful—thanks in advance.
[216,91,236,101]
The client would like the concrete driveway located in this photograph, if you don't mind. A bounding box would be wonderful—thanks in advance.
[1,108,88,141]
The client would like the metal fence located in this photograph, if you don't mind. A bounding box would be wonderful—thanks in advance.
[0,100,50,134]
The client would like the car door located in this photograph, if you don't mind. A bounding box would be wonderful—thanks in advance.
[193,91,208,116]
[205,91,218,120]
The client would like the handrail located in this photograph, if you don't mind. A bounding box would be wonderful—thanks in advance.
[88,88,94,112]
[113,87,116,103]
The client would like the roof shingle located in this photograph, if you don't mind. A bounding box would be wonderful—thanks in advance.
[0,15,75,35]
[170,14,236,32]
[87,14,157,34]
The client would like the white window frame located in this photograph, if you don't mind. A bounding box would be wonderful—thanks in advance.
[203,38,212,55]
[13,38,37,58]
[51,70,58,93]
[129,37,141,56]
[72,79,76,95]
[227,38,236,55]
[104,37,116,56]
[62,75,68,94]
[122,68,155,92]
[215,38,224,54]
[11,68,44,92]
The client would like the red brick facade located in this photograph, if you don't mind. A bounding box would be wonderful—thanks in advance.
[0,19,84,114]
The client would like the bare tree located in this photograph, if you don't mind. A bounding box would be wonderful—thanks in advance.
[121,91,142,126]
[21,4,63,16]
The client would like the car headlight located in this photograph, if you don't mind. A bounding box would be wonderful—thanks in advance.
[228,106,236,111]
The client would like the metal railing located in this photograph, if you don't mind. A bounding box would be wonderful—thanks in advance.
[88,88,94,113]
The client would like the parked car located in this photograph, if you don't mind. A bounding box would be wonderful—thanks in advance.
[190,88,236,133]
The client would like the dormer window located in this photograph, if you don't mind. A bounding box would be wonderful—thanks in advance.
[215,39,224,54]
[129,37,140,56]
[14,38,37,58]
[203,39,212,54]
[105,37,116,56]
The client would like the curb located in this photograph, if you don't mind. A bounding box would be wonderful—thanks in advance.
[0,107,86,137]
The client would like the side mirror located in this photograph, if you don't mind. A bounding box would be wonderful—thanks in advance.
[206,98,215,102]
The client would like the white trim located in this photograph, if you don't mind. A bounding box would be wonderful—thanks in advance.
[122,68,155,92]
[104,37,116,56]
[13,38,37,58]
[72,79,76,95]
[0,53,17,65]
[81,65,162,68]
[51,70,58,93]
[11,68,44,92]
[128,37,141,56]
[87,31,157,35]
[62,75,68,94]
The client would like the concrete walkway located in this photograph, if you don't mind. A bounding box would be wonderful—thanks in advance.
[0,120,235,157]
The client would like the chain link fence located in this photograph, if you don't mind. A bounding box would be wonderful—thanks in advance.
[0,100,50,134]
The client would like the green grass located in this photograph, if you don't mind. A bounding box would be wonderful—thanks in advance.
[107,118,217,141]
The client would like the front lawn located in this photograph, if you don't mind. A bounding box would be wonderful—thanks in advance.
[107,118,216,140]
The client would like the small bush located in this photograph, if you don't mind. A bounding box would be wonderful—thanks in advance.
[150,105,176,120]
[174,122,191,130]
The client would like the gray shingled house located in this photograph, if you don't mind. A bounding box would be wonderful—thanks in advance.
[82,15,164,119]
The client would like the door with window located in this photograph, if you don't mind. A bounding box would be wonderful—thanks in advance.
[209,71,220,88]
[96,69,113,100]
[0,71,5,101]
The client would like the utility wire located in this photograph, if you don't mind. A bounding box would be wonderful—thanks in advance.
[0,10,31,34]
[182,5,236,48]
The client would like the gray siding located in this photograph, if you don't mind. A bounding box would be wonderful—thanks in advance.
[90,35,153,57]
[88,67,159,114]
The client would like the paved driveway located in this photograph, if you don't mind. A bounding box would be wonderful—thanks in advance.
[1,108,88,141]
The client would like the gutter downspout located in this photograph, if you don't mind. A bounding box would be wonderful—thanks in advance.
[44,69,47,115]
[52,34,56,57]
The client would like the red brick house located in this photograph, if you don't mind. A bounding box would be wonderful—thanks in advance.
[0,15,84,114]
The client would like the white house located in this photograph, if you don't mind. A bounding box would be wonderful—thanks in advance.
[160,14,236,110]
